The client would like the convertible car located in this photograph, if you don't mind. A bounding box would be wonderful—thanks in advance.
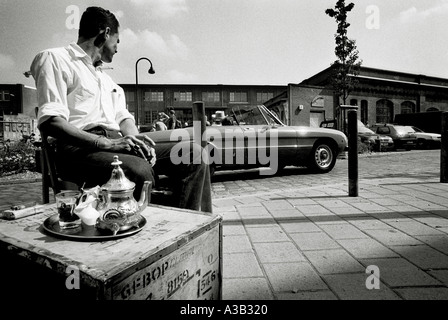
[145,105,348,176]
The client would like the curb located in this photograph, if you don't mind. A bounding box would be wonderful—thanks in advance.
[0,178,42,186]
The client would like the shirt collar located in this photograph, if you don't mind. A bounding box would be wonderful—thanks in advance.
[67,42,93,65]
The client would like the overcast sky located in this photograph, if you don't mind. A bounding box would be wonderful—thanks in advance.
[1,0,447,87]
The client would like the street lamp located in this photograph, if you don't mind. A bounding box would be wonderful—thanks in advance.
[134,57,155,126]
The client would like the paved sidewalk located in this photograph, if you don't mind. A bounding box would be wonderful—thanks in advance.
[216,176,448,300]
[1,155,448,300]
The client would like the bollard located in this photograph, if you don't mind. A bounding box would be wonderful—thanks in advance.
[441,112,448,183]
[348,110,358,197]
[192,101,207,149]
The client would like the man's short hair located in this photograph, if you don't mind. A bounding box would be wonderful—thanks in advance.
[78,6,120,39]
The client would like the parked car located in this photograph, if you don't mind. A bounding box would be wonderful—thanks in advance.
[357,120,394,151]
[146,105,348,176]
[320,119,393,152]
[370,124,417,150]
[409,126,441,149]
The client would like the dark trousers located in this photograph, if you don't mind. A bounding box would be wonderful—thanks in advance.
[55,128,212,213]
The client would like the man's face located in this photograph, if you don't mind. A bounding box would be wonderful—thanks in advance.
[101,31,120,63]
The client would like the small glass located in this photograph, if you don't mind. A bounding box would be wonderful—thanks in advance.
[56,191,81,230]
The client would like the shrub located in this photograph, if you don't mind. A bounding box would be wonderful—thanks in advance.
[358,139,371,154]
[0,140,38,176]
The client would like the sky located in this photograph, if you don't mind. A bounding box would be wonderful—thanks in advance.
[1,0,448,87]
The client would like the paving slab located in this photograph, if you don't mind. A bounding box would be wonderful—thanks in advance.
[303,249,365,274]
[394,287,448,300]
[223,252,264,278]
[362,228,423,246]
[390,245,448,269]
[246,225,290,243]
[337,238,399,259]
[319,223,370,240]
[263,262,328,292]
[358,258,442,287]
[223,234,253,254]
[323,273,401,300]
[276,290,338,300]
[253,242,306,263]
[222,278,274,300]
[290,232,341,251]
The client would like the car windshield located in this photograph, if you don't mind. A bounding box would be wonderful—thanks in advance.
[396,126,415,134]
[231,105,284,126]
[356,121,374,134]
[358,126,375,134]
[411,126,423,133]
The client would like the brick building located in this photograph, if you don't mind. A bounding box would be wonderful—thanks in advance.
[3,64,448,142]
[119,84,287,127]
[0,84,38,142]
[264,65,448,128]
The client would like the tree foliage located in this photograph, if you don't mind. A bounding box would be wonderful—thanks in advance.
[325,0,362,105]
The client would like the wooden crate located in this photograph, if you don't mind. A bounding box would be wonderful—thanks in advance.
[0,204,222,300]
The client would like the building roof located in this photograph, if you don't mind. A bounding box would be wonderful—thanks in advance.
[300,65,448,90]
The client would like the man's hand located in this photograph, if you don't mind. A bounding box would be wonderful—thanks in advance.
[98,134,157,166]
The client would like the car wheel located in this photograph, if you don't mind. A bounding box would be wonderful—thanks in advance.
[308,141,336,173]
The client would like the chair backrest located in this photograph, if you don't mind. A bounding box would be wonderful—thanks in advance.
[35,106,79,203]
[39,129,79,203]
[40,130,62,194]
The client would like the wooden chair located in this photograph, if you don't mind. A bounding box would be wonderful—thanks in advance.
[39,130,79,203]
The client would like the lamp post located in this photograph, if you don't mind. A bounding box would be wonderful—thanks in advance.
[134,57,155,126]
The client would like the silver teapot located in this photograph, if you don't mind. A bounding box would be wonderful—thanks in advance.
[95,155,151,235]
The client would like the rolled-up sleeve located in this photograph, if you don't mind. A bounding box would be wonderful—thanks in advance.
[30,51,70,128]
[114,85,135,125]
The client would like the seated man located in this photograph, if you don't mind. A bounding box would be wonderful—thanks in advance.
[30,6,211,213]
[221,116,234,126]
[154,113,168,131]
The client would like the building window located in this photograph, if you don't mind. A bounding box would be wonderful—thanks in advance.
[144,111,152,124]
[230,91,247,103]
[361,100,368,124]
[311,96,325,108]
[202,92,220,102]
[174,91,192,102]
[152,111,159,122]
[257,92,273,103]
[145,91,164,102]
[376,99,394,124]
[401,101,416,114]
[125,90,135,102]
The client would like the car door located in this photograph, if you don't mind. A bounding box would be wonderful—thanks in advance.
[238,106,298,172]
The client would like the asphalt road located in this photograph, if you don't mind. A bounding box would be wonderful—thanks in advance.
[210,149,441,199]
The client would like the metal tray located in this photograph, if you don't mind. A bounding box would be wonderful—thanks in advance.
[42,214,146,241]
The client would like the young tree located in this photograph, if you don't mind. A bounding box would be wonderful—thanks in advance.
[325,0,362,105]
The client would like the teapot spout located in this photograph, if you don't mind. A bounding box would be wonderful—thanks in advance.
[137,181,152,211]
